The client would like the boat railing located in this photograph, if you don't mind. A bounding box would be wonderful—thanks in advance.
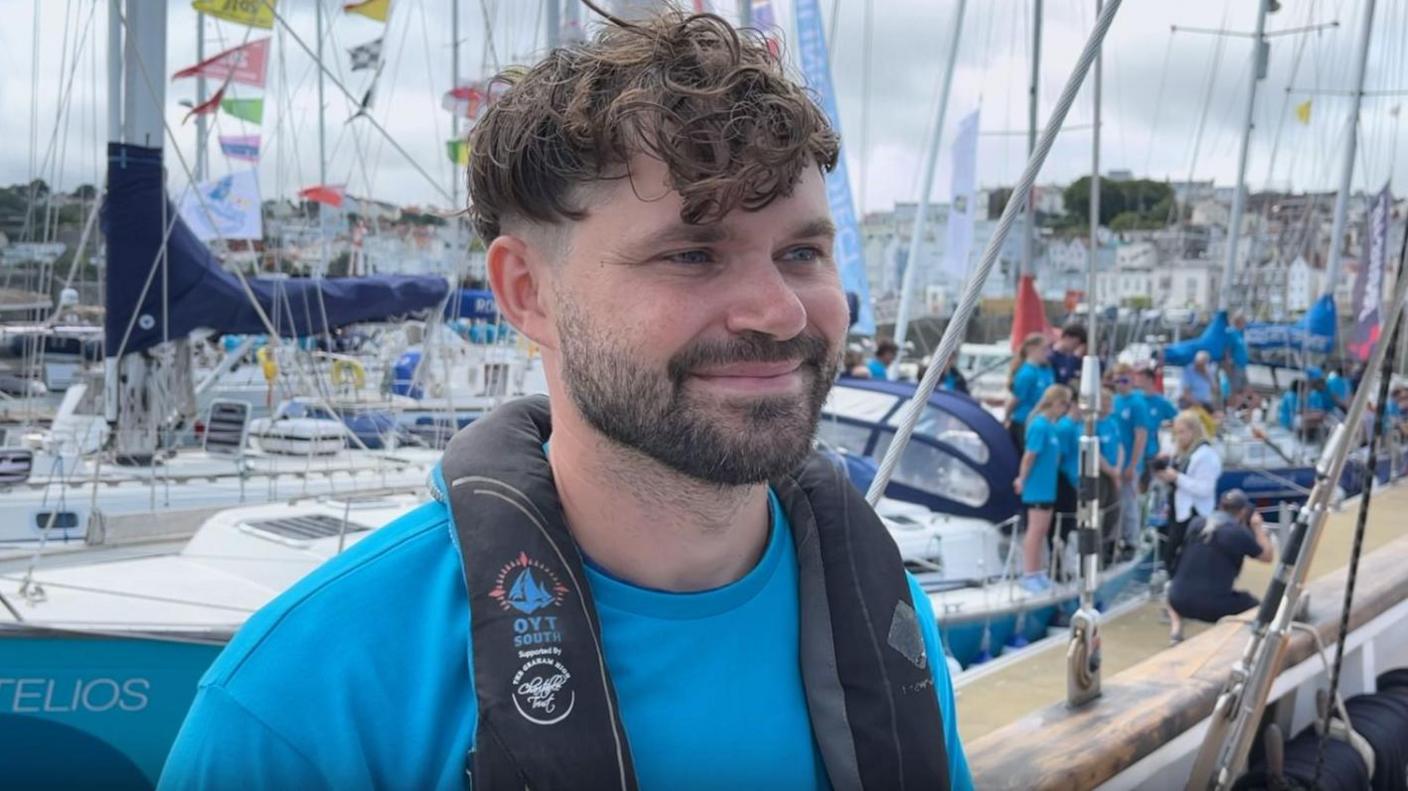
[964,533,1408,789]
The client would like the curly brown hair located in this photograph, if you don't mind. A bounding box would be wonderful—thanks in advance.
[466,11,840,241]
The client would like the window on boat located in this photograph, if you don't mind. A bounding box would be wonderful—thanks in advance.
[824,387,898,424]
[814,418,874,457]
[872,432,990,508]
[885,405,989,464]
[35,511,80,531]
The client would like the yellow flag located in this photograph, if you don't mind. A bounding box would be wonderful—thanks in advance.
[191,0,277,30]
[344,0,391,22]
[1296,99,1312,125]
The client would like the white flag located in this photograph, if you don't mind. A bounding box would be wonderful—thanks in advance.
[941,109,981,280]
[178,170,263,242]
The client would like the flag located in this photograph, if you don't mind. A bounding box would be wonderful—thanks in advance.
[191,0,277,29]
[446,139,469,166]
[178,170,263,241]
[299,184,346,208]
[183,84,227,124]
[442,84,488,118]
[1348,185,1392,360]
[348,37,383,71]
[221,97,264,124]
[1296,99,1312,124]
[344,0,390,22]
[219,134,261,162]
[348,81,377,122]
[793,0,873,334]
[941,109,981,281]
[173,38,270,89]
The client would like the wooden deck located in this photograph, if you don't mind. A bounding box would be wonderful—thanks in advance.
[957,481,1408,788]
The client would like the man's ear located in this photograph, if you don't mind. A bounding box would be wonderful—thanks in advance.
[486,234,558,351]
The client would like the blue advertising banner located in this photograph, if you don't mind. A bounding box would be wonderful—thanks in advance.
[794,0,875,335]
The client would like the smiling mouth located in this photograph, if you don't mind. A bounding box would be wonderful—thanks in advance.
[687,361,807,394]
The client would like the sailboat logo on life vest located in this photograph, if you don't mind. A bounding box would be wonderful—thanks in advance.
[490,552,570,615]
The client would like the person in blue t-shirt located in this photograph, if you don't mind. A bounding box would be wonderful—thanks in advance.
[1279,368,1336,440]
[1326,365,1352,411]
[1134,364,1178,481]
[1015,384,1072,593]
[159,15,971,791]
[1096,387,1127,558]
[1055,401,1083,547]
[1111,365,1149,550]
[867,339,899,380]
[1005,333,1055,451]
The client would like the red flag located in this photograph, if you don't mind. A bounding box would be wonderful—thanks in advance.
[1009,274,1054,352]
[173,38,270,89]
[182,84,227,124]
[299,184,346,208]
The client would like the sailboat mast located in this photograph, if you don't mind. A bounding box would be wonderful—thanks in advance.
[546,0,561,49]
[451,0,460,211]
[316,0,329,275]
[195,11,207,182]
[1022,0,1041,279]
[891,0,968,357]
[1322,0,1378,296]
[738,0,752,27]
[1217,0,1270,314]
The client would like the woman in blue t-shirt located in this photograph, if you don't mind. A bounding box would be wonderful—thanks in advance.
[1014,384,1072,593]
[1005,333,1054,452]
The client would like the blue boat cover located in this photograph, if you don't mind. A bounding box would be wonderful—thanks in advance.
[1163,311,1230,366]
[1164,297,1338,365]
[1242,294,1337,355]
[102,144,450,356]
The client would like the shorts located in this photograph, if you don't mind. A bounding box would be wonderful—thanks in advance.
[1008,420,1026,453]
[1024,501,1055,511]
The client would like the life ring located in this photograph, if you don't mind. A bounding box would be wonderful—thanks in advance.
[256,346,278,383]
[331,358,367,390]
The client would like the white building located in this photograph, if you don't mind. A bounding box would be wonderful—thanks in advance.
[1191,199,1230,228]
[1285,255,1319,313]
[1164,259,1222,310]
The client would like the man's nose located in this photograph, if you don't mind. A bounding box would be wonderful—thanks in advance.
[722,258,808,340]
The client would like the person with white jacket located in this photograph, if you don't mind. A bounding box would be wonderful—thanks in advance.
[1152,411,1222,577]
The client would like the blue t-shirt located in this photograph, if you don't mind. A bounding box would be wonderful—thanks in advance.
[1227,330,1249,368]
[1056,415,1081,487]
[1022,414,1062,504]
[1010,362,1054,424]
[867,359,890,380]
[1180,367,1214,406]
[1112,390,1148,473]
[1141,392,1178,460]
[159,480,973,790]
[1327,374,1351,407]
[1097,414,1123,469]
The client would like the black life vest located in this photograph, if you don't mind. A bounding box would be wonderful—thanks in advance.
[441,396,950,790]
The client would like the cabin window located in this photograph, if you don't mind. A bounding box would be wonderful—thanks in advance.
[35,511,80,530]
[872,433,990,508]
[815,419,874,457]
[886,405,989,464]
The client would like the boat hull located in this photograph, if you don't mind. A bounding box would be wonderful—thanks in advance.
[0,633,224,789]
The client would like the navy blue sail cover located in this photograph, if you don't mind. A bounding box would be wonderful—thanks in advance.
[443,289,498,321]
[103,143,450,356]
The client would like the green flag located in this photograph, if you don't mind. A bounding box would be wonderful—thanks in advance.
[221,97,264,124]
[446,139,469,166]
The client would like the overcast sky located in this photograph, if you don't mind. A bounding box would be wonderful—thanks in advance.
[1,0,1405,214]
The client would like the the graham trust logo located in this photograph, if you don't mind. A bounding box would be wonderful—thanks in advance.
[490,551,576,725]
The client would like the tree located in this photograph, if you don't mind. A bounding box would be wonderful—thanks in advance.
[1062,177,1173,229]
[72,184,98,201]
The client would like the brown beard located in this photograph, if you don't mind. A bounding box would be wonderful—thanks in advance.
[555,299,841,485]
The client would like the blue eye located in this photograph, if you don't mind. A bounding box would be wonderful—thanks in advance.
[667,249,715,265]
[781,246,824,263]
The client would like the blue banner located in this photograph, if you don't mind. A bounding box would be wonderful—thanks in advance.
[793,0,875,335]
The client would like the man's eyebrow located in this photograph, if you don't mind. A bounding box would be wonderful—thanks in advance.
[632,222,732,249]
[790,218,837,241]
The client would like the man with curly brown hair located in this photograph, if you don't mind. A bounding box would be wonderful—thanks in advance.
[161,11,970,790]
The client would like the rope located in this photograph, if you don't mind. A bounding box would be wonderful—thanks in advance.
[867,0,1125,505]
[1311,221,1408,787]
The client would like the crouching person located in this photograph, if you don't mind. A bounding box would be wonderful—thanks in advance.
[1167,489,1274,643]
